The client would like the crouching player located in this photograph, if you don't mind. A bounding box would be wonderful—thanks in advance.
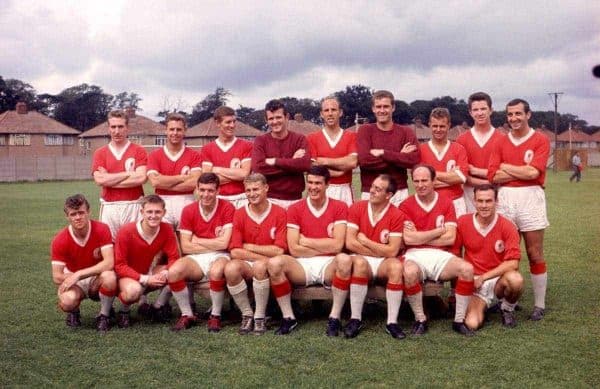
[51,194,117,332]
[331,174,406,339]
[400,165,475,336]
[168,173,234,332]
[456,184,523,330]
[267,166,348,335]
[224,173,288,335]
[114,195,180,328]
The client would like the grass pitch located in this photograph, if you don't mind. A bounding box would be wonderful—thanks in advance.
[1,171,599,387]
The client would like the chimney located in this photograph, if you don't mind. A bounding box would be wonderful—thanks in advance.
[16,102,28,114]
[294,113,304,122]
[125,106,136,118]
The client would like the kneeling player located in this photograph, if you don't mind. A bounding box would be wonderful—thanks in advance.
[456,184,523,329]
[267,166,348,335]
[168,173,234,331]
[330,174,406,339]
[400,165,475,336]
[51,194,117,332]
[114,195,180,328]
[224,173,287,335]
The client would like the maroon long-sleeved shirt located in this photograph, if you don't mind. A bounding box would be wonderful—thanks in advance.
[357,123,420,192]
[251,130,311,200]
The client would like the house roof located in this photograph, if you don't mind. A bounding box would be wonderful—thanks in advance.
[0,108,79,135]
[80,112,164,138]
[448,125,469,141]
[556,129,593,142]
[589,130,600,141]
[187,118,262,137]
[410,123,431,140]
[536,127,556,141]
[287,118,320,136]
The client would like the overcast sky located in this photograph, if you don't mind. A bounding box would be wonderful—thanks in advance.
[2,0,599,125]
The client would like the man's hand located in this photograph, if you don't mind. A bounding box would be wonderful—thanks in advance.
[370,149,384,157]
[400,143,417,153]
[293,149,306,159]
[473,276,483,290]
[266,158,276,166]
[403,221,416,231]
[59,272,80,293]
[357,232,369,245]
[147,273,167,288]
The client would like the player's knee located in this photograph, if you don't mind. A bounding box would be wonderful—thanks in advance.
[352,256,369,276]
[224,260,242,279]
[168,258,187,281]
[403,262,419,284]
[120,283,142,304]
[267,256,285,275]
[99,271,117,289]
[505,271,524,291]
[525,244,544,262]
[334,254,352,275]
[209,260,227,280]
[252,260,268,279]
[458,260,474,279]
[464,314,481,331]
[58,292,80,312]
[386,259,403,282]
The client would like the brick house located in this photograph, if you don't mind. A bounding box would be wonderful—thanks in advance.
[556,128,594,149]
[187,118,263,147]
[79,108,164,155]
[0,102,80,158]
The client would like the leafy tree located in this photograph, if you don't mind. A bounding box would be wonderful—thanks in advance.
[189,87,231,127]
[112,91,142,110]
[0,77,48,113]
[392,100,414,125]
[50,84,114,131]
[278,97,320,124]
[236,105,266,131]
[335,84,374,128]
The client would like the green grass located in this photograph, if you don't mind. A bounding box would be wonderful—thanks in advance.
[1,171,599,387]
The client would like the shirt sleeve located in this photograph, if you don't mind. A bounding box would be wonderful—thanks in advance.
[229,210,244,250]
[114,229,141,281]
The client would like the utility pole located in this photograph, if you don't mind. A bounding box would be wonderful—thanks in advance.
[548,92,563,172]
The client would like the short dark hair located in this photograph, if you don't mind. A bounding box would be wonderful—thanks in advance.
[377,174,397,194]
[468,92,492,110]
[307,165,330,184]
[213,106,236,123]
[372,90,395,106]
[265,99,287,116]
[141,194,165,209]
[64,194,90,213]
[411,164,436,181]
[473,183,498,200]
[506,98,530,113]
[197,172,220,188]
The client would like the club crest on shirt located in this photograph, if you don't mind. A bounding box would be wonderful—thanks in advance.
[230,158,241,169]
[494,240,505,253]
[270,227,276,240]
[125,157,136,172]
[436,215,445,228]
[181,166,191,175]
[446,160,456,172]
[379,229,390,244]
[524,150,534,164]
[93,248,101,260]
[327,223,334,238]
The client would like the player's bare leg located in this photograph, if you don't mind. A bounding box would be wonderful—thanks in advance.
[403,261,428,335]
[326,253,352,336]
[439,257,474,336]
[378,258,406,339]
[522,230,547,320]
[267,254,306,334]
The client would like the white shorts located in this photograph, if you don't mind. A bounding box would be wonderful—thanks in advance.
[361,188,408,207]
[453,197,467,218]
[497,186,549,232]
[62,269,97,298]
[361,255,384,277]
[219,193,248,209]
[99,199,142,239]
[463,185,476,214]
[327,183,354,207]
[474,276,500,307]
[161,194,195,228]
[188,252,230,281]
[268,198,300,210]
[296,256,334,286]
[404,248,455,282]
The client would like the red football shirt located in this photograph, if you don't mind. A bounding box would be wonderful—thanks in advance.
[92,142,147,201]
[147,146,202,195]
[419,140,468,200]
[456,127,505,170]
[229,202,287,251]
[51,220,113,273]
[347,200,404,245]
[179,199,235,238]
[307,129,357,185]
[399,193,457,250]
[287,198,348,240]
[201,138,253,196]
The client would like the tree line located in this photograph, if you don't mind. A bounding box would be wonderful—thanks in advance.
[1,76,597,134]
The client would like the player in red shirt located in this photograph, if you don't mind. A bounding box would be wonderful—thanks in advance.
[357,90,420,206]
[308,96,357,206]
[419,107,468,217]
[92,110,148,239]
[252,99,312,209]
[167,173,234,331]
[456,92,505,213]
[267,166,348,335]
[400,165,475,336]
[114,195,180,328]
[147,113,202,228]
[224,173,288,335]
[51,194,116,332]
[201,106,253,209]
[454,184,523,330]
[488,98,551,321]
[330,174,406,339]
